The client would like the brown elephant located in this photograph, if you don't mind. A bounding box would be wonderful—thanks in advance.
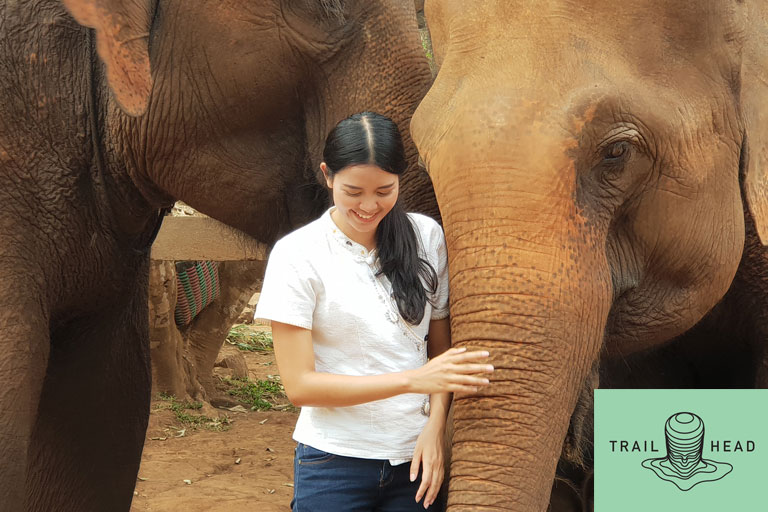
[0,1,435,510]
[411,1,768,510]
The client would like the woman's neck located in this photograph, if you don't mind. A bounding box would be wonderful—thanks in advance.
[330,208,376,251]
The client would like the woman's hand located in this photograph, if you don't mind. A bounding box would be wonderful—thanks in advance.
[411,419,446,509]
[405,347,493,395]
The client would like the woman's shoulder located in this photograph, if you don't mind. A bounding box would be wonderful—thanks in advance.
[270,216,327,258]
[405,212,443,240]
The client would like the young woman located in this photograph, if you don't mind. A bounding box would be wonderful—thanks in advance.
[255,112,493,511]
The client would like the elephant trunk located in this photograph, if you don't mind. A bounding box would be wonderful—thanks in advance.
[440,175,612,510]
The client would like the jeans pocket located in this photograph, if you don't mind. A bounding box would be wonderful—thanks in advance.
[297,443,337,466]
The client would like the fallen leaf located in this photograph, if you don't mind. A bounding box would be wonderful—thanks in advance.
[228,405,248,413]
[265,447,275,453]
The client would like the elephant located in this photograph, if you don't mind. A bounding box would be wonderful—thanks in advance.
[0,0,436,510]
[411,0,768,510]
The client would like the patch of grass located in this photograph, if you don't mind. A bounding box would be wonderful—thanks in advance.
[224,376,294,412]
[420,34,433,62]
[226,325,273,353]
[156,393,231,431]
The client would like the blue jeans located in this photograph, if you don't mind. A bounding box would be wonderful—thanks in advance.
[292,442,435,511]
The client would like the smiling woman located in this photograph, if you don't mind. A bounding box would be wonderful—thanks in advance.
[254,112,494,511]
[321,112,436,324]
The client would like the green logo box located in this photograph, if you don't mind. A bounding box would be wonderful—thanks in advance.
[594,390,767,511]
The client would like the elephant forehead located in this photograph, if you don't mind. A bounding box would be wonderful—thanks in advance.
[413,83,601,169]
[428,0,743,96]
[435,0,744,51]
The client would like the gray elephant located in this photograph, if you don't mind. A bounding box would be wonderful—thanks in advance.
[0,1,435,510]
[411,0,768,510]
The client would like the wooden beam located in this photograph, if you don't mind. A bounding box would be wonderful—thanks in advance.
[150,216,268,261]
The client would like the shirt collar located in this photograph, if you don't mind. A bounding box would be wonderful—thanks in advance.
[323,207,378,264]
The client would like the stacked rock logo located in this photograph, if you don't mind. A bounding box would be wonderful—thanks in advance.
[641,412,733,491]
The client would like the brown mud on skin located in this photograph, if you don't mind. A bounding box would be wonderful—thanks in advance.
[132,327,298,512]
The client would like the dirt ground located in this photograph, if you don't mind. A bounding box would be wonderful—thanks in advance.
[130,327,297,512]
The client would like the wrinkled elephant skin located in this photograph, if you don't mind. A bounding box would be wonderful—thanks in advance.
[0,1,434,510]
[412,1,768,510]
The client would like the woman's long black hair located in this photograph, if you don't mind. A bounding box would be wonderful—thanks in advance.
[323,112,438,325]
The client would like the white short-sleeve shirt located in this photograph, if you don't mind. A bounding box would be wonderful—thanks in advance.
[255,207,449,463]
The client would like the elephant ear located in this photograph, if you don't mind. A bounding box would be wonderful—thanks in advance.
[62,0,153,116]
[742,1,768,245]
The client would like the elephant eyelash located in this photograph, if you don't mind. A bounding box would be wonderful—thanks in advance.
[598,127,645,158]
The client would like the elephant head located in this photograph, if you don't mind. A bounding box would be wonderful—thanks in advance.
[63,0,438,239]
[411,0,768,510]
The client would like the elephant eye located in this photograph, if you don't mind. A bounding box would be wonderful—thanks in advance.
[603,141,630,161]
[597,140,634,185]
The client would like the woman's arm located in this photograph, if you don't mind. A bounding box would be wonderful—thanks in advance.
[411,317,459,508]
[272,320,491,408]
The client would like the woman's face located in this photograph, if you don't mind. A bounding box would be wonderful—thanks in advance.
[324,163,400,238]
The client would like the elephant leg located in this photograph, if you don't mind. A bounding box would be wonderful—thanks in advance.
[550,364,597,512]
[186,260,266,399]
[754,345,768,388]
[27,287,151,511]
[735,211,768,388]
[548,477,582,512]
[549,461,593,512]
[0,294,49,512]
